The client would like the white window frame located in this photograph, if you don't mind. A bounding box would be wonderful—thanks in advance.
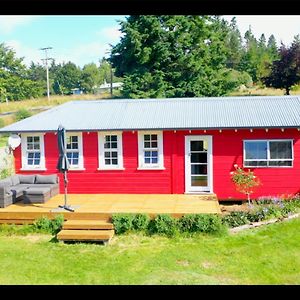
[21,133,46,171]
[243,139,294,168]
[66,132,84,170]
[137,131,165,170]
[98,131,124,170]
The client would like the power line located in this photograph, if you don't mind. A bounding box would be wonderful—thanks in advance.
[40,47,53,102]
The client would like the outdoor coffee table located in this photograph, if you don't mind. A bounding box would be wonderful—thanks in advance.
[23,187,51,204]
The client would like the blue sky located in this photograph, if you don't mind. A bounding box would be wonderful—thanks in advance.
[0,15,299,68]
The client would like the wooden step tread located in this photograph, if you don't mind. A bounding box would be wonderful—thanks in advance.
[57,229,114,241]
[63,220,114,230]
[0,219,35,225]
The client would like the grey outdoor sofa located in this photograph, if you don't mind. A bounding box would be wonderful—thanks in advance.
[0,174,59,208]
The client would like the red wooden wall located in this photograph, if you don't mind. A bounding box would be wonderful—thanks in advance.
[13,129,300,200]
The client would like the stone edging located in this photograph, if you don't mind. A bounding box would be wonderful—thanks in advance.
[229,212,300,234]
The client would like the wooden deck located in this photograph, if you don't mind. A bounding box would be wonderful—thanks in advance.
[0,194,220,243]
[0,193,221,221]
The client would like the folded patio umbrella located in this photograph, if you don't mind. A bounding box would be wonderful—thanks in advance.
[56,124,74,212]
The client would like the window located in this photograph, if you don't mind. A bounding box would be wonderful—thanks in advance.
[138,131,164,169]
[66,133,84,169]
[244,140,293,167]
[98,132,124,170]
[21,134,45,170]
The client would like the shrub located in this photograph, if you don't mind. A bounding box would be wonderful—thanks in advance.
[147,214,178,237]
[50,214,65,234]
[179,214,227,235]
[222,211,250,228]
[230,164,261,205]
[14,108,32,121]
[111,213,134,234]
[33,215,64,235]
[132,213,150,231]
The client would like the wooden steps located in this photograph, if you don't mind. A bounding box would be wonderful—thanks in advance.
[62,219,114,230]
[57,219,115,244]
[57,229,114,243]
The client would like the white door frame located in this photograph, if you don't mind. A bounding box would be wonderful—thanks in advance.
[185,135,213,193]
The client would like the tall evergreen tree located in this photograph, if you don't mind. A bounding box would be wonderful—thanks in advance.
[110,15,233,98]
[225,17,243,69]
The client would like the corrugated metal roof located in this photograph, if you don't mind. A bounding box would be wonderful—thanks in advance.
[1,95,300,133]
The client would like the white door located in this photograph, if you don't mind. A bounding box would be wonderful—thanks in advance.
[185,135,213,193]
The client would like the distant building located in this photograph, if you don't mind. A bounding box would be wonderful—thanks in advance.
[97,81,123,93]
[71,88,83,95]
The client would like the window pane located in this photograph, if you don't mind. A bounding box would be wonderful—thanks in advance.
[191,165,207,175]
[33,136,39,142]
[73,152,79,159]
[34,159,40,165]
[71,143,78,149]
[111,142,117,149]
[145,151,151,157]
[151,157,158,163]
[191,141,203,151]
[71,136,78,143]
[152,151,158,157]
[270,141,292,159]
[105,135,111,142]
[72,159,79,165]
[112,152,118,158]
[28,153,34,158]
[35,153,40,159]
[27,137,33,143]
[245,142,267,159]
[191,153,207,163]
[151,134,157,141]
[191,176,207,187]
[28,159,33,165]
[112,159,118,165]
[151,141,158,148]
[269,161,292,166]
[144,142,151,148]
[104,152,110,158]
[144,135,150,141]
[104,142,110,149]
[145,158,151,164]
[27,143,33,150]
[111,135,117,142]
[105,159,111,165]
[33,143,40,150]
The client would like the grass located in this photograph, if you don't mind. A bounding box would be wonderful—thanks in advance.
[0,217,299,284]
[228,85,300,97]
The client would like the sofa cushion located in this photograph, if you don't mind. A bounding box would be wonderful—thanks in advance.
[0,178,12,186]
[35,174,57,184]
[11,175,20,186]
[18,175,36,184]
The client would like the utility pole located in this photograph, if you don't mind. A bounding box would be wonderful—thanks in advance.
[110,63,113,97]
[40,47,53,102]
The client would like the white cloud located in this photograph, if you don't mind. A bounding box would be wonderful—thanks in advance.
[54,42,110,67]
[96,26,123,43]
[0,15,38,34]
[5,40,43,66]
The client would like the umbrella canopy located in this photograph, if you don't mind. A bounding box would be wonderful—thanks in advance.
[57,124,69,172]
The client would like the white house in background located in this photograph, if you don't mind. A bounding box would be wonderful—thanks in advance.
[98,81,123,92]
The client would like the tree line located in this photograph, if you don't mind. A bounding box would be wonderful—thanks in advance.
[1,15,300,102]
[0,45,118,102]
[110,16,300,97]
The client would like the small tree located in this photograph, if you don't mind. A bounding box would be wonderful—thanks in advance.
[230,164,261,205]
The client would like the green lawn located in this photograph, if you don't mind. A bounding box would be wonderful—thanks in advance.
[0,218,299,285]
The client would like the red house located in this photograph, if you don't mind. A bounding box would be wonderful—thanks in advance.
[1,96,300,201]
